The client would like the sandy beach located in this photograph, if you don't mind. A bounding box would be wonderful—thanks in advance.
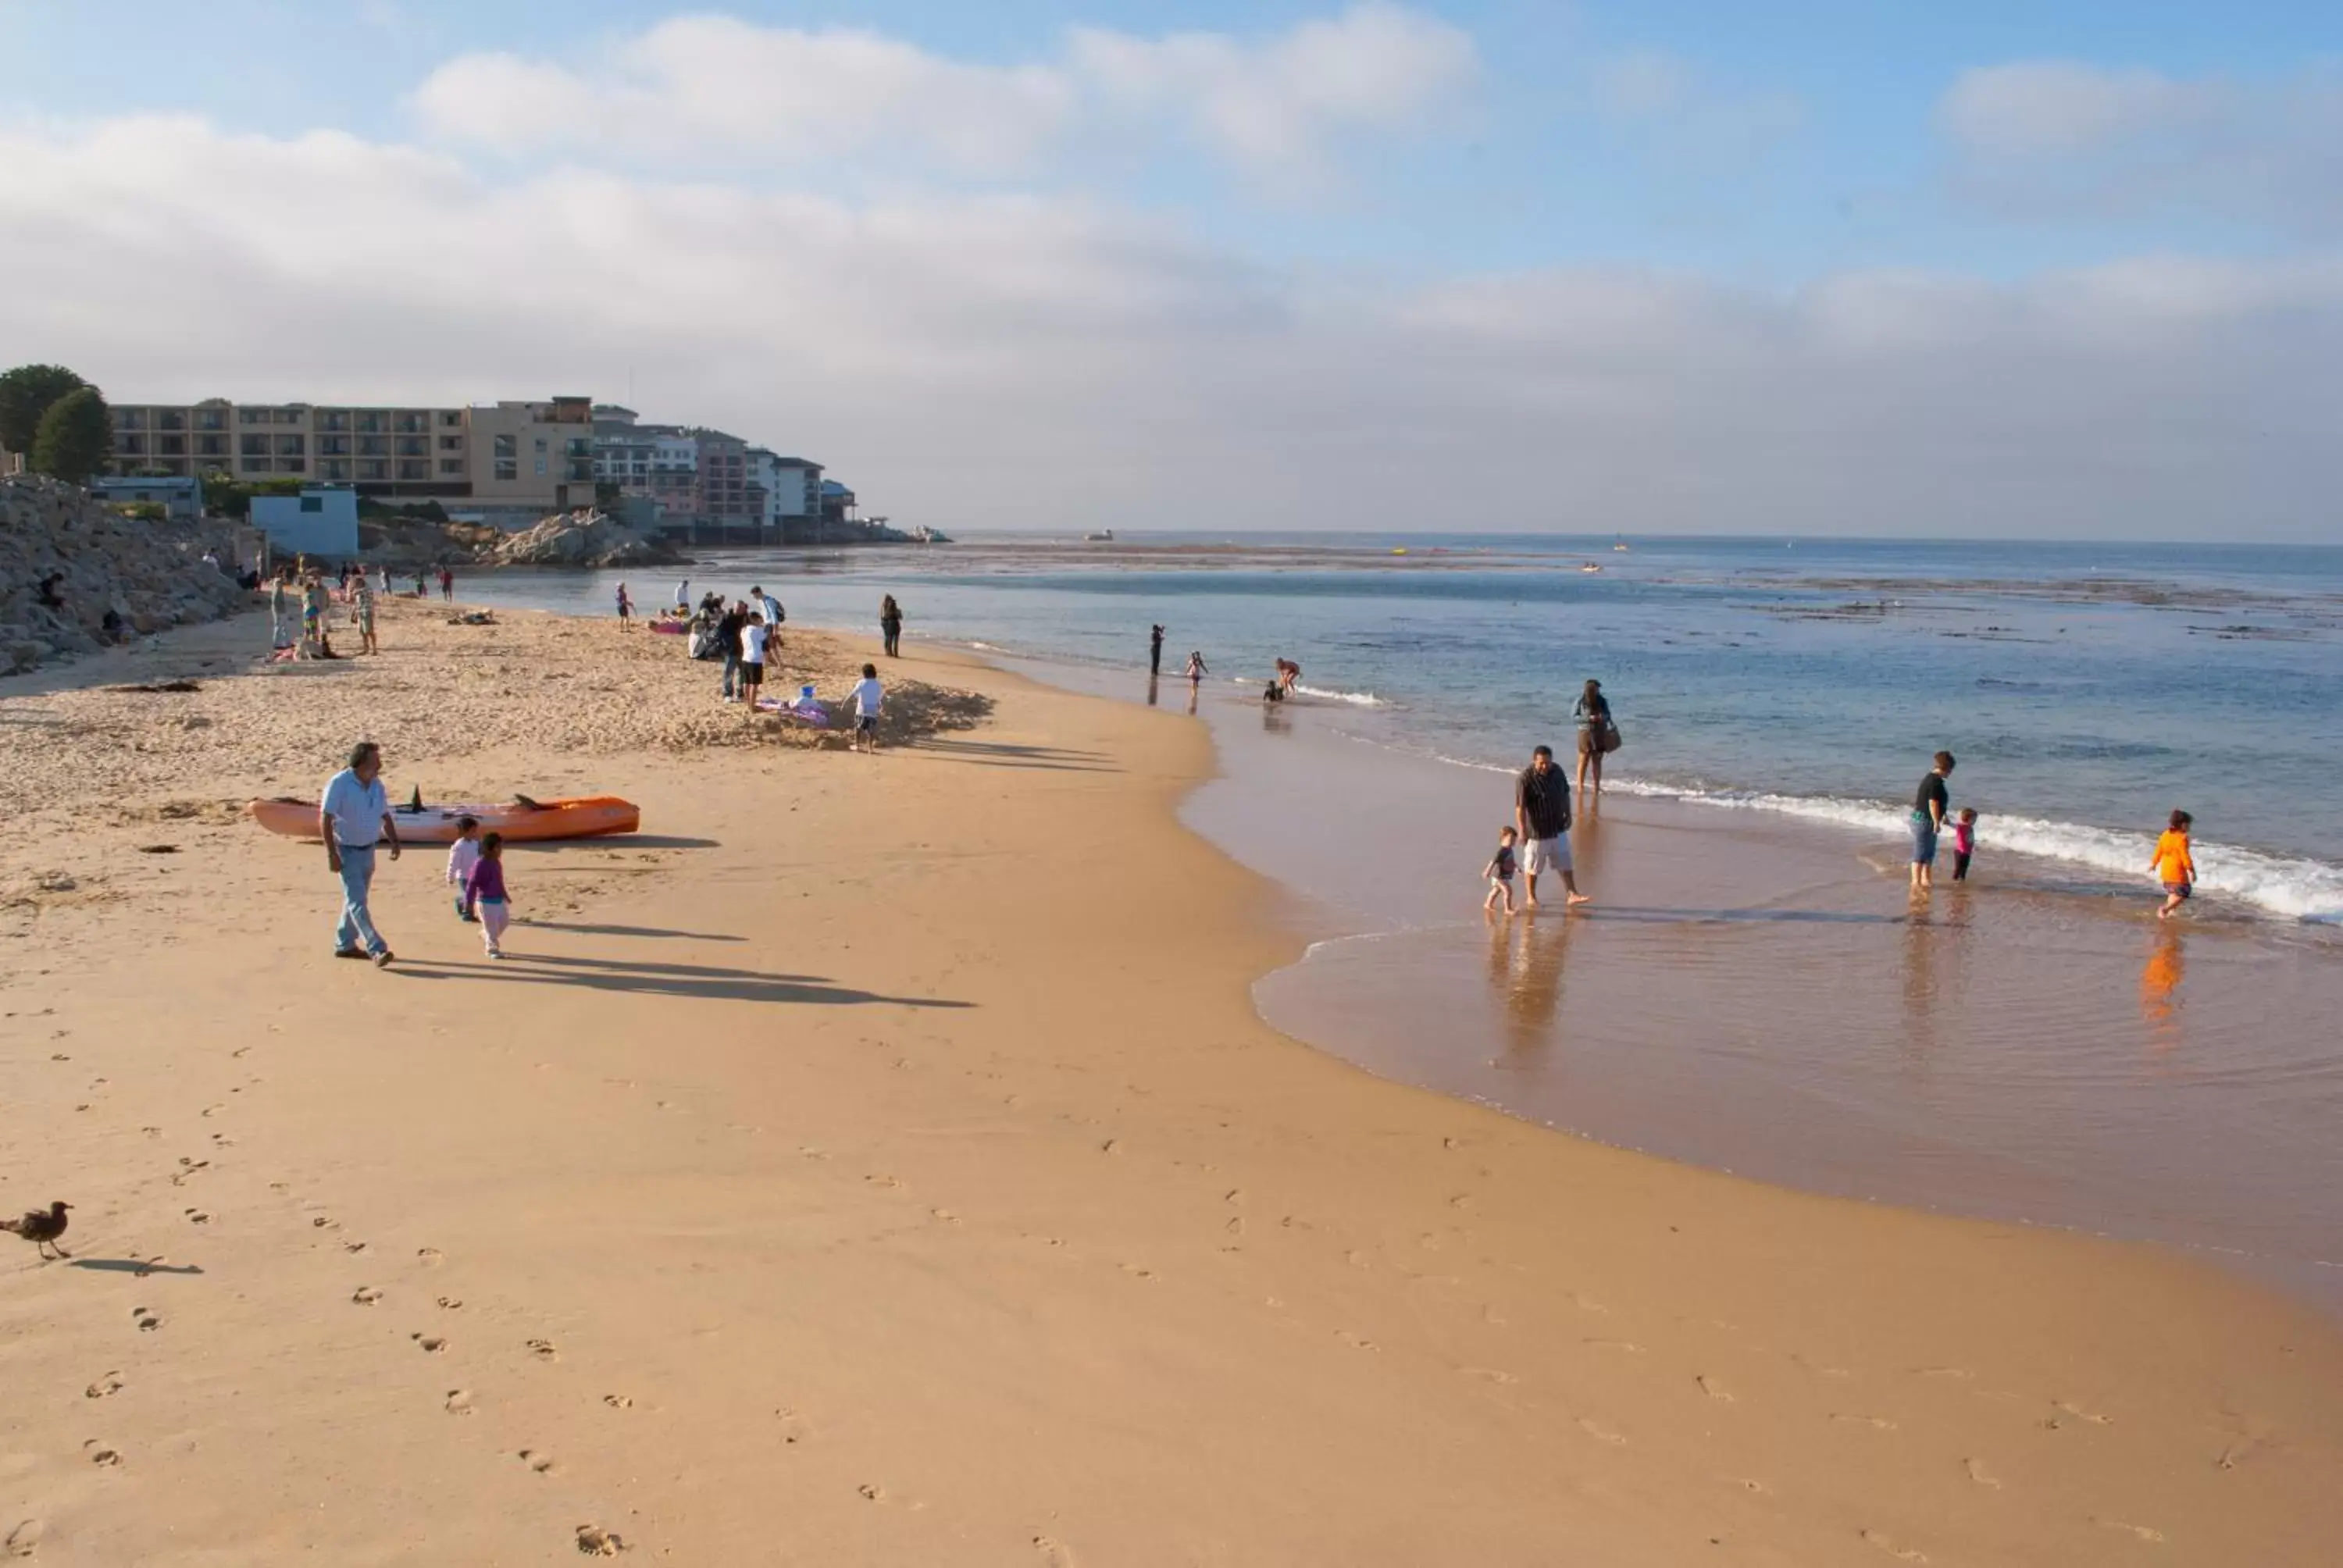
[4,596,2341,1565]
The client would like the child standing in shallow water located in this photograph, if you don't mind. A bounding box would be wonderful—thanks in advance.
[465,832,512,957]
[445,816,481,921]
[2152,810,2196,920]
[1482,825,1521,915]
[1950,807,1977,882]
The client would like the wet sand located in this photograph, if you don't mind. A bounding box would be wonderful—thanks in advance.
[1158,679,2343,1311]
[2,606,2341,1563]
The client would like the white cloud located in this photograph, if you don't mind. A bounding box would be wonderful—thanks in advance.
[4,115,2338,540]
[412,4,1478,187]
[1938,60,2343,234]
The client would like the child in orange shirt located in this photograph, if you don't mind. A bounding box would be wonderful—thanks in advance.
[2152,809,2195,920]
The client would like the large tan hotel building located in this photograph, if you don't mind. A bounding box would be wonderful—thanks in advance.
[105,394,597,511]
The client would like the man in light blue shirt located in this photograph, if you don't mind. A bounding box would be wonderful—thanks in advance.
[319,740,401,965]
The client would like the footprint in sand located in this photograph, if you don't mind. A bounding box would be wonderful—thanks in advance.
[603,1394,633,1410]
[444,1389,474,1417]
[84,1442,121,1468]
[343,1241,368,1255]
[1118,1263,1156,1281]
[1963,1457,2001,1489]
[1584,1338,1645,1355]
[437,1297,464,1310]
[351,1287,382,1306]
[1031,1534,1078,1566]
[5,1519,43,1557]
[130,1308,161,1332]
[1576,1417,1628,1446]
[2050,1400,2113,1427]
[1860,1528,1927,1562]
[1913,1367,1977,1382]
[1336,1330,1378,1352]
[1460,1367,1518,1385]
[415,1247,444,1267]
[412,1335,448,1354]
[1734,1477,1771,1495]
[1697,1375,1736,1402]
[517,1449,558,1474]
[183,1209,210,1224]
[858,1484,887,1503]
[526,1338,558,1362]
[574,1523,626,1556]
[84,1372,124,1400]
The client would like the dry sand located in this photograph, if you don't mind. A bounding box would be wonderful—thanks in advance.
[2,597,2339,1564]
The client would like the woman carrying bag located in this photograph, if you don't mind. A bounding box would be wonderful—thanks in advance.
[1574,678,1621,794]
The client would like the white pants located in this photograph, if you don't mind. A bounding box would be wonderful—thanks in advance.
[1525,835,1573,875]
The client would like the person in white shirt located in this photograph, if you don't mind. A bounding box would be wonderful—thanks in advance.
[738,613,768,713]
[674,579,690,611]
[851,662,884,752]
[318,740,402,965]
[749,585,783,633]
[445,816,483,922]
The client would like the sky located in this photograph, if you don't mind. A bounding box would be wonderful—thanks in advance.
[3,0,2339,540]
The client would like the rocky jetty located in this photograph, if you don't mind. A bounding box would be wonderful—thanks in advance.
[0,476,248,673]
[487,509,683,568]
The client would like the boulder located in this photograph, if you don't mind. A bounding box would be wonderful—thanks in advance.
[0,476,250,674]
[488,509,683,568]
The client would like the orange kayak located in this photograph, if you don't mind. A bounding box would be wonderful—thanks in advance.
[247,794,640,844]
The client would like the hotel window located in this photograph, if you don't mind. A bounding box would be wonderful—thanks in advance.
[198,436,228,458]
[158,410,185,432]
[493,434,516,458]
[119,434,147,455]
[159,436,186,456]
[358,436,388,457]
[398,460,428,480]
[440,411,462,427]
[397,437,426,457]
[241,408,269,424]
[356,412,384,433]
[241,434,269,457]
[440,458,465,476]
[319,436,349,456]
[117,408,147,430]
[280,458,306,475]
[318,412,348,432]
[324,461,350,481]
[359,460,389,480]
[274,434,305,457]
[495,461,518,481]
[439,435,463,451]
[242,456,273,472]
[196,409,226,431]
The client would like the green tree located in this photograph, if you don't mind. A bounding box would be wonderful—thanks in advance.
[30,386,114,484]
[0,363,88,457]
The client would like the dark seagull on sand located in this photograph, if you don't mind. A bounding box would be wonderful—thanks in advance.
[3,1201,73,1260]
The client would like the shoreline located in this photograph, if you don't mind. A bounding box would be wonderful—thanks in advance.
[4,600,2341,1561]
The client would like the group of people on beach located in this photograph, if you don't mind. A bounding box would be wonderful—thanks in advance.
[1905,751,2200,918]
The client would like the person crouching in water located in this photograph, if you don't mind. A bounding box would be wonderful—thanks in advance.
[445,815,482,921]
[464,832,512,957]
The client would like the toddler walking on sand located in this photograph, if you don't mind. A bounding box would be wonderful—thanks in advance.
[2152,810,2195,920]
[1950,807,1977,882]
[1482,825,1521,915]
[464,832,513,957]
[445,816,481,921]
[851,663,884,753]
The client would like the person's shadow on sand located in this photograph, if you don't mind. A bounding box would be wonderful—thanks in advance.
[395,953,972,1009]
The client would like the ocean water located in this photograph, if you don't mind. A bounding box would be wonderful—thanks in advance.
[461,533,2343,923]
[455,534,2343,1307]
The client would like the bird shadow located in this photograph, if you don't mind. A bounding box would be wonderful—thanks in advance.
[396,953,971,1009]
[70,1259,207,1276]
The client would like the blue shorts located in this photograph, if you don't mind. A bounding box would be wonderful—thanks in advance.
[1909,813,1938,866]
[2162,881,2191,900]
